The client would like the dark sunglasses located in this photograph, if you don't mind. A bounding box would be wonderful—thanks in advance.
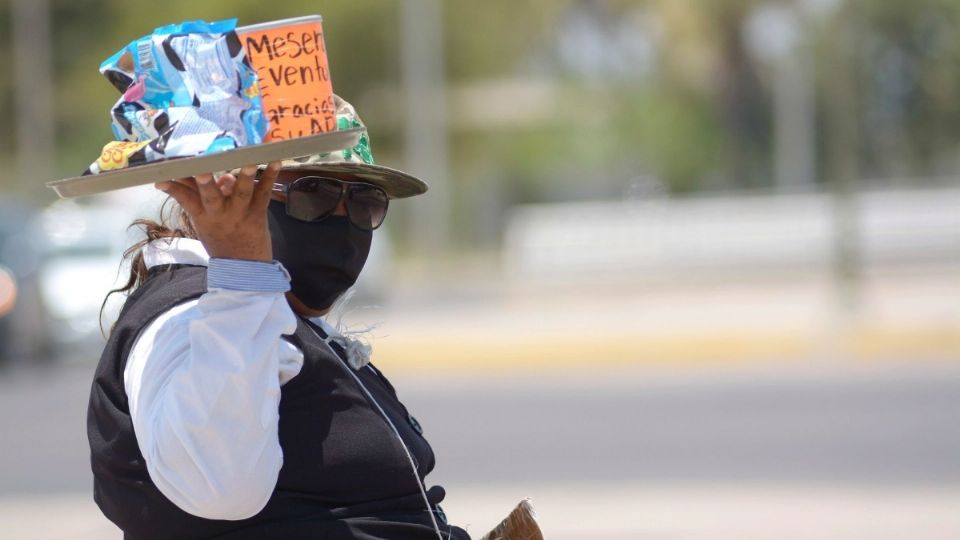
[266,175,389,231]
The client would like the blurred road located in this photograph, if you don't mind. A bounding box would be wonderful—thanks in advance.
[1,358,959,538]
[410,361,960,487]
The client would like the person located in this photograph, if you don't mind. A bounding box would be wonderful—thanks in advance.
[87,96,471,540]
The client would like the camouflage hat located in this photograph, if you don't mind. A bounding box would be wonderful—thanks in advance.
[271,95,428,199]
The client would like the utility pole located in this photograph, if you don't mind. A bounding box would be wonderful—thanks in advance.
[745,4,816,191]
[400,0,450,253]
[771,29,815,190]
[12,0,55,198]
[823,13,862,314]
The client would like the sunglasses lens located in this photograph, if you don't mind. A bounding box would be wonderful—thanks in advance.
[286,177,342,221]
[348,185,389,230]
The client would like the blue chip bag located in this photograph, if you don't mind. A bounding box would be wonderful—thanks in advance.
[87,19,268,174]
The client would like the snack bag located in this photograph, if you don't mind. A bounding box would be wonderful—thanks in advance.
[85,19,268,175]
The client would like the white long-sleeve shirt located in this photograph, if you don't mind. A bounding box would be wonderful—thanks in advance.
[123,238,347,520]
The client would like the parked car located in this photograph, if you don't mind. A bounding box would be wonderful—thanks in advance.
[0,265,17,360]
[0,199,49,365]
[35,196,145,362]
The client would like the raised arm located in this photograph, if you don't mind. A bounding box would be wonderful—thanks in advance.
[124,162,303,520]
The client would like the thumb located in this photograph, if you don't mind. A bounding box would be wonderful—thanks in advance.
[156,180,204,218]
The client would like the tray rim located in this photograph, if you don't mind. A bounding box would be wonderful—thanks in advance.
[236,15,323,34]
[47,128,363,199]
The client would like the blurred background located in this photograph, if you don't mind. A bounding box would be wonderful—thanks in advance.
[1,0,959,538]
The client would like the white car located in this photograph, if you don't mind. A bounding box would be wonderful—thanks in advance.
[36,188,163,361]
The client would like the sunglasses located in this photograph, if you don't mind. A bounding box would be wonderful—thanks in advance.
[267,175,390,231]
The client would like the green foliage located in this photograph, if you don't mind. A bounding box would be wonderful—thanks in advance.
[2,0,960,225]
[852,0,960,176]
[0,5,12,160]
[626,86,720,193]
[443,1,567,80]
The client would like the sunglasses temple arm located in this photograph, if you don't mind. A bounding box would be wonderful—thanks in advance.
[251,169,281,191]
[254,180,285,193]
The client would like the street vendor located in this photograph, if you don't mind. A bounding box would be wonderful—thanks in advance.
[87,95,472,540]
[78,18,542,540]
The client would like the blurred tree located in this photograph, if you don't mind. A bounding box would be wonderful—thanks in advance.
[649,0,771,189]
[852,0,960,181]
[1,0,959,245]
[0,5,13,172]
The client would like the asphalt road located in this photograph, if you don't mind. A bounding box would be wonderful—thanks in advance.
[409,360,960,489]
[1,358,958,496]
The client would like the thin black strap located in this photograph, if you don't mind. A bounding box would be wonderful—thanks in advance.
[304,318,328,338]
[328,340,349,361]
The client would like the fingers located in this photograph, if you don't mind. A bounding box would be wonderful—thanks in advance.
[157,165,278,262]
[251,161,281,209]
[232,165,258,202]
[216,174,237,197]
[171,177,199,193]
[156,180,203,217]
[156,162,280,217]
[195,173,225,212]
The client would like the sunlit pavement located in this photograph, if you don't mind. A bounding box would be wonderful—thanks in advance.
[3,483,960,540]
[444,483,960,540]
[1,360,959,538]
[349,267,960,373]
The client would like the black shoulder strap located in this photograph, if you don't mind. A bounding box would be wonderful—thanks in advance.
[107,265,208,378]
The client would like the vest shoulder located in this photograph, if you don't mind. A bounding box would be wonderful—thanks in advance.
[110,265,207,343]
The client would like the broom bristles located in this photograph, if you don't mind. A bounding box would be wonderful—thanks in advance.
[479,498,544,540]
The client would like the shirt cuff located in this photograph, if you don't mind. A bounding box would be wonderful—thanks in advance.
[207,258,291,292]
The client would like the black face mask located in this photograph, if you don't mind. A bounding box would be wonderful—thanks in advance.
[268,200,373,311]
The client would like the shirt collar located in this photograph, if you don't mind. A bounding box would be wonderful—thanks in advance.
[144,238,210,269]
[312,317,339,336]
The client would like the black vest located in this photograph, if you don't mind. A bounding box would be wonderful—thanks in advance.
[87,265,470,540]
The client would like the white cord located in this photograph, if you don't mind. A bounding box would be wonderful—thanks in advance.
[307,324,445,540]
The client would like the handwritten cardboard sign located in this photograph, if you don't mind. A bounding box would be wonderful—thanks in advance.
[240,18,336,142]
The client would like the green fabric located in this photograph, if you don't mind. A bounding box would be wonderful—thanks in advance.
[281,95,376,168]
